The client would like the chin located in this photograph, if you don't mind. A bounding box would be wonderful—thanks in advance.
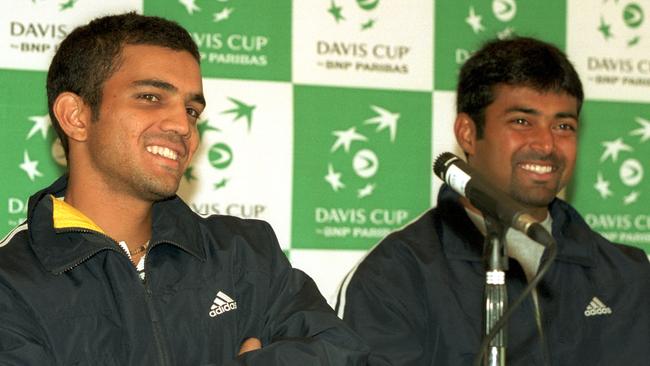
[511,188,558,209]
[139,181,179,202]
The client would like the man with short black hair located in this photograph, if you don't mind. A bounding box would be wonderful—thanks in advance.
[0,13,367,365]
[336,37,649,365]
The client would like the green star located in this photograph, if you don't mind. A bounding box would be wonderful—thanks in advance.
[214,178,229,190]
[59,0,77,11]
[628,36,640,47]
[361,19,375,30]
[328,1,345,23]
[222,97,255,132]
[183,166,197,182]
[598,17,613,40]
[197,119,219,140]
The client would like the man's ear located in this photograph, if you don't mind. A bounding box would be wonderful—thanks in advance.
[52,92,92,143]
[454,113,478,156]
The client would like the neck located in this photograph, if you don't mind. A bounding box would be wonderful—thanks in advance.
[64,169,153,251]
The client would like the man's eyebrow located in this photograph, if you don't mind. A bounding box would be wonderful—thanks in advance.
[505,107,578,120]
[132,79,177,92]
[505,106,540,115]
[132,79,206,107]
[556,111,578,120]
[190,93,206,107]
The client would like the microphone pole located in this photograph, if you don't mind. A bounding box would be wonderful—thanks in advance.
[434,152,557,366]
[433,152,514,366]
[483,215,507,366]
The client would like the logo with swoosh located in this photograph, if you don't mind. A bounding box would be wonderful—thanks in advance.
[593,116,649,206]
[324,104,399,199]
[464,0,519,40]
[598,1,645,47]
[184,96,256,191]
[327,0,382,31]
[177,0,238,23]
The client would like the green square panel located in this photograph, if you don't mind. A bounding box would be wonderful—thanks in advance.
[434,0,566,91]
[292,85,432,250]
[0,70,66,237]
[569,101,650,253]
[144,0,291,81]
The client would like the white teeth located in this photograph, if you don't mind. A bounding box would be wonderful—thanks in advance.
[521,163,552,174]
[146,145,178,161]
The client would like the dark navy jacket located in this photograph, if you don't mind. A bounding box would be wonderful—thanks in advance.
[337,185,649,365]
[0,176,368,365]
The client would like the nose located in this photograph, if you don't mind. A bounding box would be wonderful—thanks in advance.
[161,103,192,138]
[530,125,555,155]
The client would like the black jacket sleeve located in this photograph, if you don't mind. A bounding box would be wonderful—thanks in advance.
[336,237,429,366]
[0,283,54,365]
[231,222,369,365]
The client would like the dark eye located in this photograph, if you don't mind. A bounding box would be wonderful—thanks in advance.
[514,118,528,125]
[186,107,200,119]
[557,123,577,132]
[139,94,160,102]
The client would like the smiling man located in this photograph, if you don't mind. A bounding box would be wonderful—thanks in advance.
[0,13,367,365]
[336,37,649,365]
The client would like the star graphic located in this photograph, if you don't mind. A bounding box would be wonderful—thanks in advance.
[214,178,229,190]
[328,1,345,23]
[627,36,641,47]
[361,19,375,30]
[598,16,613,40]
[465,6,485,34]
[26,114,51,140]
[183,166,197,182]
[357,183,375,198]
[600,138,633,162]
[19,150,43,182]
[325,164,345,192]
[214,7,234,22]
[497,26,516,40]
[623,191,640,205]
[222,98,255,132]
[179,0,200,14]
[59,0,77,11]
[331,127,367,153]
[365,105,399,142]
[594,172,613,199]
[197,119,219,140]
[630,117,650,142]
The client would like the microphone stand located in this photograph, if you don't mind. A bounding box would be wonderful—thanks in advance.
[483,215,508,366]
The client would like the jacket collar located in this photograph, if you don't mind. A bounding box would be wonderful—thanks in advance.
[28,175,206,274]
[437,185,596,267]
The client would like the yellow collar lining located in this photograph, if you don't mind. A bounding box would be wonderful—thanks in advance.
[51,195,105,234]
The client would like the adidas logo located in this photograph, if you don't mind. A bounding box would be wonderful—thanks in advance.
[209,291,238,318]
[584,296,612,317]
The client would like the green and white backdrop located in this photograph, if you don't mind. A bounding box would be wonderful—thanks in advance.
[1,0,649,304]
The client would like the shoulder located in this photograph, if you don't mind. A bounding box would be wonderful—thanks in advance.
[0,222,29,250]
[551,199,649,278]
[196,212,276,244]
[347,209,442,286]
[0,223,33,268]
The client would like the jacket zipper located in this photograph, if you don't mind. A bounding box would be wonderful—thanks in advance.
[142,241,172,366]
[55,229,123,274]
[55,229,176,365]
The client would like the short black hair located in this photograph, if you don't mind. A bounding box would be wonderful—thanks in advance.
[456,37,583,138]
[46,12,200,158]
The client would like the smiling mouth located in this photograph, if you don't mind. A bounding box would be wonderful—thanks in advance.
[520,163,553,174]
[146,145,179,161]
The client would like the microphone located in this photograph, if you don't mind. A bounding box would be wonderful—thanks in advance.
[433,152,553,246]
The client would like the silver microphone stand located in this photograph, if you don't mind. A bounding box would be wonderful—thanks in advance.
[483,215,508,366]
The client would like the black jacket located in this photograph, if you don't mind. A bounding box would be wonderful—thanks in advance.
[0,176,368,365]
[337,185,650,365]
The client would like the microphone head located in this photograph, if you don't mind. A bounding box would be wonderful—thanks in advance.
[433,152,459,180]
